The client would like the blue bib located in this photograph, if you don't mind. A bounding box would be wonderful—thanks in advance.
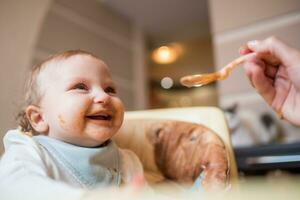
[33,136,121,188]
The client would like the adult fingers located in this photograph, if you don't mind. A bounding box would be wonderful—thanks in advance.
[264,63,278,79]
[240,44,279,78]
[244,61,275,105]
[247,37,295,67]
[239,45,252,55]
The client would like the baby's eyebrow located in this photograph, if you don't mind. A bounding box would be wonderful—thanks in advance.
[101,77,116,86]
[64,77,90,88]
[105,80,117,88]
[65,77,116,88]
[66,77,89,83]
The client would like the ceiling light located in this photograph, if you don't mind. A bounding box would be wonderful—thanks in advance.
[152,45,178,64]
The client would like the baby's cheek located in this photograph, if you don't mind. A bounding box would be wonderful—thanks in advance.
[57,112,85,131]
[72,110,86,131]
[114,100,125,127]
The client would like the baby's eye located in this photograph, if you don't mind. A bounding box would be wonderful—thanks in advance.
[105,86,116,94]
[72,83,89,91]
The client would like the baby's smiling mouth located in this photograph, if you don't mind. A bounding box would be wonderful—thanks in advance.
[86,113,112,121]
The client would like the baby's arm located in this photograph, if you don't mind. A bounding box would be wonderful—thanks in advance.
[119,148,145,184]
[0,130,85,200]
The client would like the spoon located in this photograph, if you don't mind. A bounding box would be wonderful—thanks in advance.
[180,52,283,118]
[180,54,254,88]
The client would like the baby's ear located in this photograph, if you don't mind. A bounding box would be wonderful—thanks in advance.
[25,105,49,134]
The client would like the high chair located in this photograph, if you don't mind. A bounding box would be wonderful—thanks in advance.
[113,106,238,188]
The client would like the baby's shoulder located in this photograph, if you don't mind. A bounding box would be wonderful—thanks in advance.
[3,129,38,148]
[2,129,44,160]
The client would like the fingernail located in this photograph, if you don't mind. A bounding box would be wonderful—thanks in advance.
[239,46,246,55]
[248,40,258,48]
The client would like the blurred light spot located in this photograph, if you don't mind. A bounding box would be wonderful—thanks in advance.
[161,77,173,89]
[152,46,178,64]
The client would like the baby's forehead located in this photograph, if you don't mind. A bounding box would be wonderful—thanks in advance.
[37,54,109,86]
[45,54,107,72]
[63,54,107,65]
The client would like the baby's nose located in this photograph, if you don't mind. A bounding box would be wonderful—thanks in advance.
[93,89,110,104]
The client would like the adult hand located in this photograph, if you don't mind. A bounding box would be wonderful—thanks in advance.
[240,37,300,126]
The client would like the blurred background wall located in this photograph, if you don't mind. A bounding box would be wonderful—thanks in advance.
[0,0,51,152]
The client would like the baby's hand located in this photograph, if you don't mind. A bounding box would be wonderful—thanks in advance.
[127,173,146,188]
[120,173,146,196]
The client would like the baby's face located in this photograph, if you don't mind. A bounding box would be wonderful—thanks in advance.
[39,55,124,147]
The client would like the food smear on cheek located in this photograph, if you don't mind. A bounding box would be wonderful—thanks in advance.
[58,113,82,132]
[63,109,85,133]
[75,109,86,134]
[58,114,66,128]
[58,114,65,125]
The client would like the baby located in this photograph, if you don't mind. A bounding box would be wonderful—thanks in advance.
[0,50,144,200]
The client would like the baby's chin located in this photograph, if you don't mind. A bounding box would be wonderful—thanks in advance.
[67,136,111,147]
[84,128,117,143]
